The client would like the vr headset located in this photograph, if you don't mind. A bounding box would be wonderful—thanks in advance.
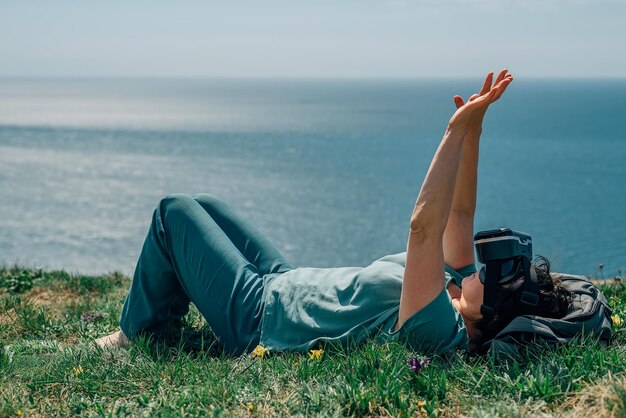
[474,228,539,320]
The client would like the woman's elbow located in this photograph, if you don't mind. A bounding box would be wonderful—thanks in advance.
[408,220,443,241]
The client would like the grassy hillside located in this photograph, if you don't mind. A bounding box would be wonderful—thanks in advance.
[1,267,625,417]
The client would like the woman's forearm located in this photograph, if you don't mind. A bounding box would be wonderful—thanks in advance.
[450,128,480,216]
[409,125,467,235]
[442,127,481,269]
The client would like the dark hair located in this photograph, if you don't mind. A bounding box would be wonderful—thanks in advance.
[468,255,572,354]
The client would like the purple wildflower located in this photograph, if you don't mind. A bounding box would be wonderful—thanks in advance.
[81,312,103,323]
[406,356,431,373]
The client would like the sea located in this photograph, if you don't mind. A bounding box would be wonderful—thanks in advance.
[0,78,624,278]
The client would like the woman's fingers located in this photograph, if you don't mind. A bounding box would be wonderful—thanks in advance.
[453,95,465,109]
[455,71,513,111]
[490,76,513,102]
[475,81,504,105]
[483,84,501,102]
[476,69,509,99]
[465,89,496,110]
[493,84,508,102]
[479,72,494,96]
[493,69,508,86]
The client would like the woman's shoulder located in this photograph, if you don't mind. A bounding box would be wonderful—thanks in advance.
[372,252,407,267]
[383,287,468,354]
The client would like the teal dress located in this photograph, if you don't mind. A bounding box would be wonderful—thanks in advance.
[259,252,476,354]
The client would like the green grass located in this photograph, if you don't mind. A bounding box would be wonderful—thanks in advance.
[1,267,625,417]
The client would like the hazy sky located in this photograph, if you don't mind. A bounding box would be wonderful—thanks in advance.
[1,0,625,78]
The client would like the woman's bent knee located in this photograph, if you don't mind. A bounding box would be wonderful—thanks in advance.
[158,194,197,227]
[192,193,222,208]
[160,193,190,205]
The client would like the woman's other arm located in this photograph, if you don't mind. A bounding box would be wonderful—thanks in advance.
[395,73,513,331]
[443,70,511,270]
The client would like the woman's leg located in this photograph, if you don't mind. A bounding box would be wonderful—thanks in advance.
[192,193,292,276]
[119,194,268,355]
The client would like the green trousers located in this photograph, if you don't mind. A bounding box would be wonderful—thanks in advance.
[119,194,292,356]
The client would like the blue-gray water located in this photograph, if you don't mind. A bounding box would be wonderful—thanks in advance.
[0,78,624,277]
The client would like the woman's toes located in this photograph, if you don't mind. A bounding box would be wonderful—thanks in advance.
[95,330,131,349]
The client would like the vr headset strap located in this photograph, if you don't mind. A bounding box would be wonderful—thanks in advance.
[480,263,500,320]
[520,256,539,307]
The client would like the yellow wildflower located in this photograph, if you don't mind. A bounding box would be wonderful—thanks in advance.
[251,345,268,359]
[247,403,255,412]
[17,410,21,417]
[308,349,324,360]
[417,401,426,408]
[73,365,83,376]
[612,314,623,326]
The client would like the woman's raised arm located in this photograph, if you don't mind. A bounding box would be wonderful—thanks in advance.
[443,70,512,271]
[394,73,513,331]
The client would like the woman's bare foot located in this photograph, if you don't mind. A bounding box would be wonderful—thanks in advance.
[95,330,131,349]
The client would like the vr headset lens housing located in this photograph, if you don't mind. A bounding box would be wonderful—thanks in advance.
[478,259,522,286]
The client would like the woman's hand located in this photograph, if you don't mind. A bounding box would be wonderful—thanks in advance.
[447,281,462,300]
[448,69,513,132]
